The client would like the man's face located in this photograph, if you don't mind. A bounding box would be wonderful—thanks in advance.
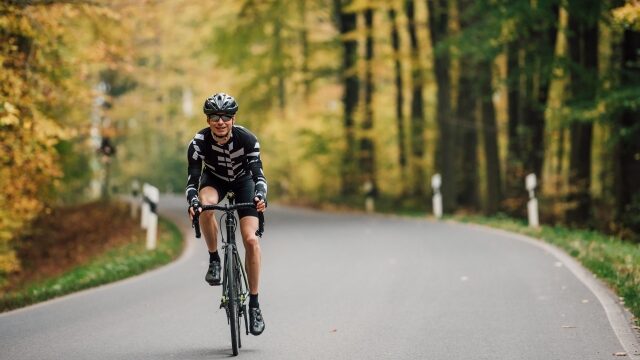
[207,114,234,138]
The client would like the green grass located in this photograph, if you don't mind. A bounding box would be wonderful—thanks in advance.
[0,217,183,312]
[453,214,640,326]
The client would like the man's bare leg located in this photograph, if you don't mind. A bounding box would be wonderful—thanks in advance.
[240,216,261,294]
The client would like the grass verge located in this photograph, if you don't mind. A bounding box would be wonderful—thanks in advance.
[0,217,183,313]
[453,214,640,327]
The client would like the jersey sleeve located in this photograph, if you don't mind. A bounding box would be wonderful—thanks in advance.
[245,134,267,196]
[186,135,203,203]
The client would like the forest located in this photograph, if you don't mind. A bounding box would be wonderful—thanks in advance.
[1,0,639,275]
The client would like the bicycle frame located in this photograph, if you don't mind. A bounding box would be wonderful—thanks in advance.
[219,207,249,323]
[192,193,264,355]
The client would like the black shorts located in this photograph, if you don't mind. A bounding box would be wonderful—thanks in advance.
[199,171,258,219]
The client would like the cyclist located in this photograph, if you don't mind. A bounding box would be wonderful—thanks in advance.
[186,92,266,336]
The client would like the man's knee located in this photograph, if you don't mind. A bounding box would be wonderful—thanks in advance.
[243,236,260,252]
[200,195,218,206]
[199,187,219,205]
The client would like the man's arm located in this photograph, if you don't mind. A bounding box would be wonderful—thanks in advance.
[246,136,267,200]
[186,138,203,204]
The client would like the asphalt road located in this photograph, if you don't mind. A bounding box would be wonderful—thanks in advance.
[1,194,639,360]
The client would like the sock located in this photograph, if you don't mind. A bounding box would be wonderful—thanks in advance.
[209,251,220,263]
[249,294,259,308]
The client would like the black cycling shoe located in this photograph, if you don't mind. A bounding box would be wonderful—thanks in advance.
[249,307,265,336]
[205,261,221,286]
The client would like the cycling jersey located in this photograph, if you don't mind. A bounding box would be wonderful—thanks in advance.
[186,125,267,204]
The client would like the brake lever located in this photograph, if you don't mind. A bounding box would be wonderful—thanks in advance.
[255,212,264,237]
[192,212,201,238]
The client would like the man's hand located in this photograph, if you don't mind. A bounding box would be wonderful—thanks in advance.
[189,197,202,220]
[254,191,267,213]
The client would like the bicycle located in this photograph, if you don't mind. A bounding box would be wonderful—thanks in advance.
[191,192,264,356]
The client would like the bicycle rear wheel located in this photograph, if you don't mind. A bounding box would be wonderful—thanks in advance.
[227,248,240,356]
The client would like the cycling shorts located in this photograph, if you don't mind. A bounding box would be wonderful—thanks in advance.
[199,171,258,219]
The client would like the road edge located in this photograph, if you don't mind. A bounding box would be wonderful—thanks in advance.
[457,221,640,359]
[0,208,196,319]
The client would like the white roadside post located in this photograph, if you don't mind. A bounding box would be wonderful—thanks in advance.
[364,180,374,213]
[144,184,160,250]
[526,173,540,228]
[141,183,150,229]
[131,179,140,219]
[432,173,443,219]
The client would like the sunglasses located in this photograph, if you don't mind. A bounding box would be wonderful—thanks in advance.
[208,114,234,122]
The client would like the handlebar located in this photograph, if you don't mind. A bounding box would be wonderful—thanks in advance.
[192,202,265,239]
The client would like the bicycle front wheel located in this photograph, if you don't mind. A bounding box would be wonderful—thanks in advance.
[227,248,240,356]
[236,264,243,349]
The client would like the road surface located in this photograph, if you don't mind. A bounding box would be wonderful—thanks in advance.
[1,194,639,359]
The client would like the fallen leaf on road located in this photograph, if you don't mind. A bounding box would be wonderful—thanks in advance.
[613,352,627,356]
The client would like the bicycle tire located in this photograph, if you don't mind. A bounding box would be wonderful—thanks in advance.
[235,264,243,349]
[227,248,239,356]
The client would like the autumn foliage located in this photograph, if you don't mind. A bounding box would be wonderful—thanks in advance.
[0,2,130,276]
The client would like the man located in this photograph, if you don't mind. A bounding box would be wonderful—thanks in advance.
[186,92,267,336]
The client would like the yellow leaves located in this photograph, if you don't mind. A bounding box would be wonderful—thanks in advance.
[0,1,128,276]
[612,1,640,31]
[0,251,20,275]
[0,102,20,126]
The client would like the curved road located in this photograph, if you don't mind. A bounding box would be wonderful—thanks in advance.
[1,194,639,359]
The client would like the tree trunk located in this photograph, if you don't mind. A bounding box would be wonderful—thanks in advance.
[478,60,502,214]
[273,7,287,112]
[504,41,525,213]
[615,29,640,230]
[455,0,478,209]
[406,0,426,198]
[523,4,559,185]
[566,2,599,224]
[388,7,408,196]
[360,7,377,195]
[297,0,311,101]
[504,4,559,215]
[427,0,455,212]
[334,0,359,196]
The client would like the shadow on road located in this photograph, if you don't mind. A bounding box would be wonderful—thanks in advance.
[144,346,259,359]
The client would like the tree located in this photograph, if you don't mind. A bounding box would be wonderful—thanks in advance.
[388,4,408,195]
[611,2,640,237]
[565,0,600,224]
[0,0,131,274]
[478,60,502,214]
[454,0,479,209]
[405,0,427,198]
[360,6,378,196]
[334,0,360,195]
[427,0,456,212]
[503,0,560,215]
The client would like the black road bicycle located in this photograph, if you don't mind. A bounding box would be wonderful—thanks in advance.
[192,193,264,356]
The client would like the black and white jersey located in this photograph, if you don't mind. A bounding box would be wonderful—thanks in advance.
[186,125,267,203]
